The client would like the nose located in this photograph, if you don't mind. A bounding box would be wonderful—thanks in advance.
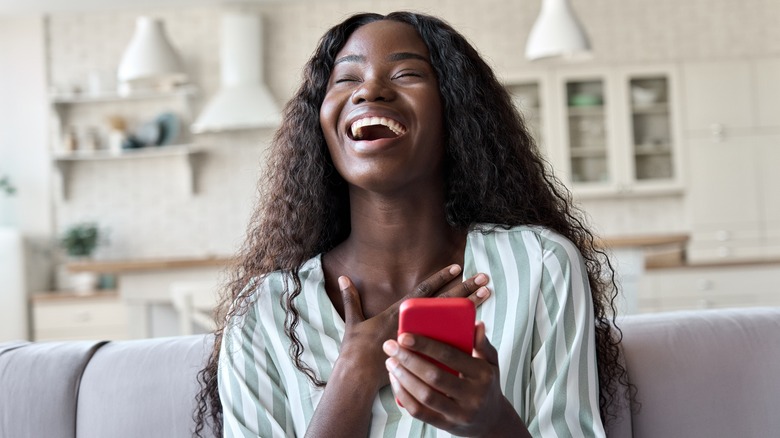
[351,77,396,104]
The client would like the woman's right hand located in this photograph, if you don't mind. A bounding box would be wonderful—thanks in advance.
[334,265,491,392]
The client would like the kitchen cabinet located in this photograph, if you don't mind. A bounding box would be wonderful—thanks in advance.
[638,262,780,313]
[31,291,129,341]
[49,86,205,199]
[504,71,555,163]
[682,58,780,262]
[553,65,683,197]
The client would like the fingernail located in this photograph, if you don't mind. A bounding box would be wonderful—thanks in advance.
[398,334,414,347]
[386,357,399,371]
[383,340,398,355]
[449,264,461,275]
[476,286,489,298]
[338,276,349,290]
[389,373,400,391]
[475,273,488,286]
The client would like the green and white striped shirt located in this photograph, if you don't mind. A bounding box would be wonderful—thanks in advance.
[218,225,605,437]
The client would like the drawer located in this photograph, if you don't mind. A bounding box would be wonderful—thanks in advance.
[33,298,128,331]
[687,243,764,262]
[34,325,129,342]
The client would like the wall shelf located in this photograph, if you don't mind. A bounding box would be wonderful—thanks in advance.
[50,85,198,105]
[53,144,206,200]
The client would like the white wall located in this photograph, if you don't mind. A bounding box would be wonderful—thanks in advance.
[0,15,52,339]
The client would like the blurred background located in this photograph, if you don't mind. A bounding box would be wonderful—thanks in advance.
[1,0,779,342]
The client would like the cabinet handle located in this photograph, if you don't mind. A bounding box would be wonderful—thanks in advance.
[716,247,731,257]
[710,123,724,142]
[74,311,92,323]
[697,279,714,291]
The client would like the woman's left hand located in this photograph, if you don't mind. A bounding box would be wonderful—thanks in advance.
[383,322,529,437]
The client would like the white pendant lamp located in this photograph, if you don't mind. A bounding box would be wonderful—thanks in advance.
[525,0,592,61]
[117,17,187,94]
[191,13,281,133]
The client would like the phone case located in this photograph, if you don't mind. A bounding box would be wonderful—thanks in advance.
[397,297,476,376]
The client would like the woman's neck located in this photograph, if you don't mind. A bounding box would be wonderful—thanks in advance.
[331,186,467,294]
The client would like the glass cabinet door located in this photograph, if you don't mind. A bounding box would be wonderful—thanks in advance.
[507,82,544,151]
[565,79,609,184]
[628,76,674,181]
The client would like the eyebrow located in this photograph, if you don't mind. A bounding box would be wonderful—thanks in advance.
[334,52,430,65]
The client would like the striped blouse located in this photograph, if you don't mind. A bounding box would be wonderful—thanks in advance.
[218,225,606,437]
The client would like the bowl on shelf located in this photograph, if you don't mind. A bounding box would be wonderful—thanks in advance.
[568,93,602,107]
[631,86,661,106]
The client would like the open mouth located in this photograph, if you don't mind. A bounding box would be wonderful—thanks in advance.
[348,116,407,141]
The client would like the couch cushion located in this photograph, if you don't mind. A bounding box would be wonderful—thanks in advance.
[617,307,780,438]
[76,334,214,438]
[0,340,106,438]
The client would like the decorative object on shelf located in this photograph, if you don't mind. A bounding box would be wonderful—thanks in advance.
[568,93,602,107]
[525,0,591,61]
[62,126,78,153]
[123,112,181,149]
[631,85,661,106]
[60,222,102,294]
[0,174,15,197]
[191,12,280,133]
[106,116,128,154]
[117,16,187,96]
[156,111,181,145]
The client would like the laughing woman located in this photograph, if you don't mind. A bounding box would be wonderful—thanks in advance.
[195,11,628,438]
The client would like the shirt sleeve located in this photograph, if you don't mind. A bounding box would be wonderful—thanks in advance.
[525,233,605,437]
[218,301,294,438]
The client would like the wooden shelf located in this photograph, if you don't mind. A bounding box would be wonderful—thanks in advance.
[66,256,234,273]
[53,144,206,199]
[31,290,119,302]
[50,85,197,105]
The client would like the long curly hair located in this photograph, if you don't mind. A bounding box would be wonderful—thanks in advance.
[194,11,631,437]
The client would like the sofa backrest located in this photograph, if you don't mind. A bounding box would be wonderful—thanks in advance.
[606,307,780,438]
[0,335,215,438]
[3,307,779,438]
[76,335,215,438]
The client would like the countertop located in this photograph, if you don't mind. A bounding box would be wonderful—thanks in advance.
[67,234,692,273]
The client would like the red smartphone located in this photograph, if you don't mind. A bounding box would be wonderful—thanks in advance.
[397,297,476,376]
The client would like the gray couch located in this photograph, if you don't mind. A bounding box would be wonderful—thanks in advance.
[2,307,779,437]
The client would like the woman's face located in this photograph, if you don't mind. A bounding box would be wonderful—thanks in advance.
[319,20,445,194]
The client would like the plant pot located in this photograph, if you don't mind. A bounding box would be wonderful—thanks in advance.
[71,271,99,295]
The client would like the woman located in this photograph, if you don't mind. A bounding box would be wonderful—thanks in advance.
[195,11,628,438]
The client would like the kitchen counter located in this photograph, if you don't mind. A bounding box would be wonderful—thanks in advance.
[66,256,234,273]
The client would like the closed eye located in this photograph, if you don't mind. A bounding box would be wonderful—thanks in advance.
[393,72,421,79]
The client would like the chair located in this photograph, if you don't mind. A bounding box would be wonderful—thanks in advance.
[170,282,219,336]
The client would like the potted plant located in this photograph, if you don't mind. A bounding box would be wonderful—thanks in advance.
[60,222,101,293]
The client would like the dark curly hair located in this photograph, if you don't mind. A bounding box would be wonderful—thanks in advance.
[194,11,631,437]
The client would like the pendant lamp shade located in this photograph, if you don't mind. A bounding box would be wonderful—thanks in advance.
[525,0,591,61]
[191,13,280,133]
[117,17,187,93]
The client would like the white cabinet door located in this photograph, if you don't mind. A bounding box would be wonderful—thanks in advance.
[618,65,684,194]
[681,61,754,136]
[555,69,619,193]
[687,136,762,228]
[754,58,780,130]
[759,139,780,256]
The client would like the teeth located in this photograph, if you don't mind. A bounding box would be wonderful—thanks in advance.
[350,116,406,140]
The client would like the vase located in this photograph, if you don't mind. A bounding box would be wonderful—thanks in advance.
[71,271,99,295]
